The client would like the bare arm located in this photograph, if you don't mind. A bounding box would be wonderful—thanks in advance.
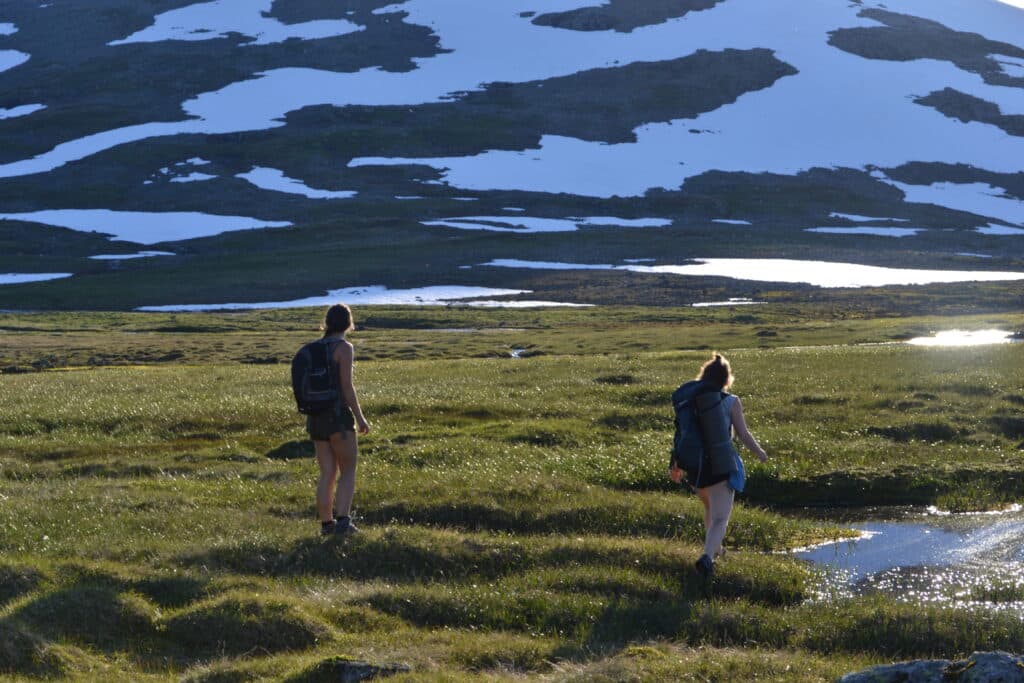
[731,396,767,462]
[335,341,370,434]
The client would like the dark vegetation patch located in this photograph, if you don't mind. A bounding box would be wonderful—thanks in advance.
[1006,394,1024,406]
[893,400,925,410]
[947,382,998,397]
[628,388,670,406]
[274,47,797,155]
[0,563,46,607]
[531,0,725,33]
[793,395,848,406]
[599,411,667,431]
[867,422,969,442]
[164,595,331,657]
[829,9,1024,87]
[882,162,1024,201]
[132,575,211,608]
[991,416,1024,440]
[506,429,581,447]
[282,656,410,683]
[915,88,1024,137]
[594,374,637,385]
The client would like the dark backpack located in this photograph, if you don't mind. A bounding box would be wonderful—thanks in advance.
[671,380,738,479]
[291,339,339,415]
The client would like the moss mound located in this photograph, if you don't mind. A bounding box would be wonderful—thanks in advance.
[165,594,332,657]
[13,585,159,649]
[0,621,70,677]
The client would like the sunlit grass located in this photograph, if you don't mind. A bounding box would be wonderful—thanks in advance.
[2,308,1024,679]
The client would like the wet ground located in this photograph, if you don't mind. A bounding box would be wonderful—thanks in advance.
[795,506,1024,609]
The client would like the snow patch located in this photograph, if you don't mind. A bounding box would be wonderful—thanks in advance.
[884,181,1024,227]
[135,285,585,311]
[109,0,361,46]
[0,209,292,244]
[0,104,45,120]
[0,272,72,285]
[422,215,671,233]
[807,227,925,237]
[0,51,29,74]
[236,167,357,199]
[829,212,911,223]
[170,172,217,183]
[482,258,1024,288]
[977,223,1024,235]
[88,251,175,260]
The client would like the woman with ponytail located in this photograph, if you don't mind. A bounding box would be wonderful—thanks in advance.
[308,303,370,536]
[670,353,768,577]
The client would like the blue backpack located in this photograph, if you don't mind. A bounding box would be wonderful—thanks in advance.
[671,380,737,479]
[290,339,339,415]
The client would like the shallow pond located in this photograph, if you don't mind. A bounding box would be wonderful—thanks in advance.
[796,506,1024,609]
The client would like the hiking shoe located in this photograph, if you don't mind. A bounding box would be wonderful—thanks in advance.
[334,517,360,536]
[320,521,337,536]
[695,554,714,578]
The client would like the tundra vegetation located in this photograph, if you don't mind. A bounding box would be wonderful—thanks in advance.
[2,304,1024,681]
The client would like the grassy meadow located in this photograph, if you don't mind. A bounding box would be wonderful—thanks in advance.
[2,305,1024,681]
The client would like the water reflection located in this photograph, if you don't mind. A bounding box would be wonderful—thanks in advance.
[906,329,1017,346]
[797,507,1024,608]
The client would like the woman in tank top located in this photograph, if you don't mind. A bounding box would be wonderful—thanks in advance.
[670,353,767,577]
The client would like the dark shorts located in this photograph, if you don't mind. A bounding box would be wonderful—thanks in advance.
[692,472,730,490]
[306,401,355,441]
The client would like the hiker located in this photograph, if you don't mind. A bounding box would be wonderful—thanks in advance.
[308,303,370,536]
[670,353,767,577]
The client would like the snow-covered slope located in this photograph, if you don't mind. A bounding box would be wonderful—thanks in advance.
[0,0,1022,308]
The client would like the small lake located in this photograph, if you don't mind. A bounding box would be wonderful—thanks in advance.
[796,507,1024,609]
[906,329,1018,346]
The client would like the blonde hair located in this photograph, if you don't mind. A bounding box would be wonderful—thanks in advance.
[697,353,733,390]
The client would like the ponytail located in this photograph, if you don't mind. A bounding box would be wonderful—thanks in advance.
[321,303,353,338]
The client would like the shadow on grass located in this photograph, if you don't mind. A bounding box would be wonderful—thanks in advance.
[10,585,159,651]
[266,440,313,460]
[0,562,46,607]
[178,531,530,581]
[0,621,72,677]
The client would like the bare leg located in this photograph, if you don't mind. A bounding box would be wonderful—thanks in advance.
[315,439,339,522]
[700,480,735,558]
[330,430,358,518]
[697,486,712,535]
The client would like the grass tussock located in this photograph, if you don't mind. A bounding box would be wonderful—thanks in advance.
[164,593,334,657]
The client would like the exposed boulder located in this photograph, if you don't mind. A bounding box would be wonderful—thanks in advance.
[840,651,1024,682]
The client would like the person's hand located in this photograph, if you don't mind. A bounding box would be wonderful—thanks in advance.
[757,448,768,463]
[668,464,683,484]
[357,417,371,435]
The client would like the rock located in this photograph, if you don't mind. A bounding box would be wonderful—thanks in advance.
[839,651,1024,682]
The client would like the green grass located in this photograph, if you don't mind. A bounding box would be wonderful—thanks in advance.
[2,306,1024,680]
